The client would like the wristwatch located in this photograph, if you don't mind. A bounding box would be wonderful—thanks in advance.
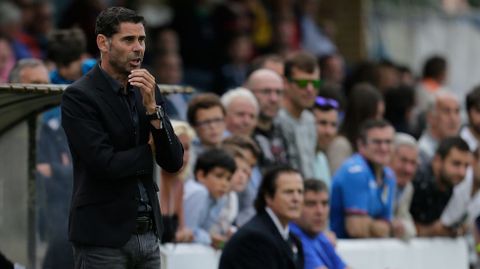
[146,105,164,121]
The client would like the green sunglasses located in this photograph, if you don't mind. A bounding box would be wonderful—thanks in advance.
[288,78,322,89]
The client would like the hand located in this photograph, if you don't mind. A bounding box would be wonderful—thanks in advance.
[175,228,194,242]
[37,163,52,177]
[210,233,228,249]
[392,219,406,238]
[324,230,337,247]
[128,69,157,112]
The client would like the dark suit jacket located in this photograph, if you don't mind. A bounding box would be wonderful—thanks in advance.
[61,64,183,247]
[219,210,304,269]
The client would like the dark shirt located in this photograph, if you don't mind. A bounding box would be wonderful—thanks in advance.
[410,165,453,224]
[253,119,289,171]
[98,65,151,213]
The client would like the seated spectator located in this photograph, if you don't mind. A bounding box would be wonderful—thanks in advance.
[221,87,259,137]
[418,91,461,168]
[390,133,418,239]
[223,135,261,226]
[219,165,305,269]
[186,93,227,156]
[0,35,15,83]
[183,148,236,248]
[312,96,340,188]
[410,137,471,237]
[248,54,284,76]
[291,179,350,269]
[327,83,384,174]
[159,120,195,243]
[461,85,480,151]
[330,119,396,238]
[441,147,480,267]
[210,145,252,236]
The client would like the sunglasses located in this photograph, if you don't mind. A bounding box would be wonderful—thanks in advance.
[315,96,339,109]
[288,78,322,89]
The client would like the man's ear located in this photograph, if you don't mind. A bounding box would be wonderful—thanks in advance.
[97,34,109,53]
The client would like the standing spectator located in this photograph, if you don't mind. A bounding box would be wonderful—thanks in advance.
[0,36,15,83]
[319,54,345,86]
[327,83,384,174]
[410,137,471,237]
[245,68,289,169]
[61,7,184,268]
[278,51,319,179]
[219,165,305,269]
[187,93,227,156]
[330,119,396,238]
[390,133,418,239]
[291,179,349,269]
[461,85,480,151]
[221,87,259,137]
[312,96,340,188]
[418,91,461,167]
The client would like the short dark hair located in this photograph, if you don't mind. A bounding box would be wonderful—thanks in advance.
[95,7,145,37]
[254,165,300,212]
[435,136,470,160]
[186,93,225,126]
[358,119,393,144]
[47,28,86,67]
[303,179,328,194]
[422,55,447,80]
[466,85,480,113]
[284,51,319,79]
[194,148,236,178]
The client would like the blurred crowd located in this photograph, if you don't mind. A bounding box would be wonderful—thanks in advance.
[2,0,480,269]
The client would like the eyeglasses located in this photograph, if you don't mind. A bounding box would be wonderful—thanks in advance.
[254,88,284,96]
[195,117,224,128]
[288,78,322,89]
[315,96,339,109]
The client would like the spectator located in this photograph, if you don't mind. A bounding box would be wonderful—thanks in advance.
[461,85,480,151]
[0,36,15,83]
[291,179,350,269]
[183,148,236,248]
[187,93,227,156]
[219,165,304,269]
[222,135,261,226]
[312,96,340,188]
[278,51,319,179]
[8,58,49,84]
[384,85,416,134]
[221,87,259,137]
[441,147,480,267]
[153,52,190,121]
[330,119,396,238]
[159,120,195,243]
[327,83,384,174]
[390,133,418,239]
[410,137,471,237]
[245,68,289,169]
[418,91,461,167]
[319,53,345,86]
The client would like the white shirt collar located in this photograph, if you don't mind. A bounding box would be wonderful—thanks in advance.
[265,207,289,240]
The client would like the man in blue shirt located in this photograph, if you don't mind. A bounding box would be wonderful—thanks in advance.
[330,119,396,238]
[291,179,349,269]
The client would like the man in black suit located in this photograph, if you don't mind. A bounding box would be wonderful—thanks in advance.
[61,7,183,269]
[219,165,304,269]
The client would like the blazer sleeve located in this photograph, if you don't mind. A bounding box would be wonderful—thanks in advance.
[149,86,183,173]
[62,86,154,180]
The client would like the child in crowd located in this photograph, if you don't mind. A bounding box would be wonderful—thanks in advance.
[183,148,236,248]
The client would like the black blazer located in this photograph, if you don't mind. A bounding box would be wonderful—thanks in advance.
[219,210,304,269]
[61,64,183,247]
